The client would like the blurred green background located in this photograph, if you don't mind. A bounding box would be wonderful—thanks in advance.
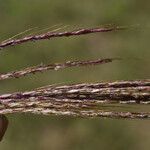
[0,0,150,150]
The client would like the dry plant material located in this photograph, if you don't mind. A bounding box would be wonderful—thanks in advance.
[0,25,127,49]
[0,24,149,141]
[0,58,119,81]
[0,80,149,119]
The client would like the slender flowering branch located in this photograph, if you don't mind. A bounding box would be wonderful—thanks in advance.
[0,58,118,81]
[0,23,147,142]
[1,105,150,119]
[0,80,149,103]
[0,80,149,119]
[0,25,127,49]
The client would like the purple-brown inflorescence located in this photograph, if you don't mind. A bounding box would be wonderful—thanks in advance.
[0,80,150,119]
[0,25,127,49]
[0,58,119,81]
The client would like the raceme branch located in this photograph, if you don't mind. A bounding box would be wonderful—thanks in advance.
[0,25,127,49]
[0,58,119,81]
[0,23,148,144]
[0,80,149,119]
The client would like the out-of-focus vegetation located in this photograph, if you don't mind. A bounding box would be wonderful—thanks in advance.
[0,0,150,150]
